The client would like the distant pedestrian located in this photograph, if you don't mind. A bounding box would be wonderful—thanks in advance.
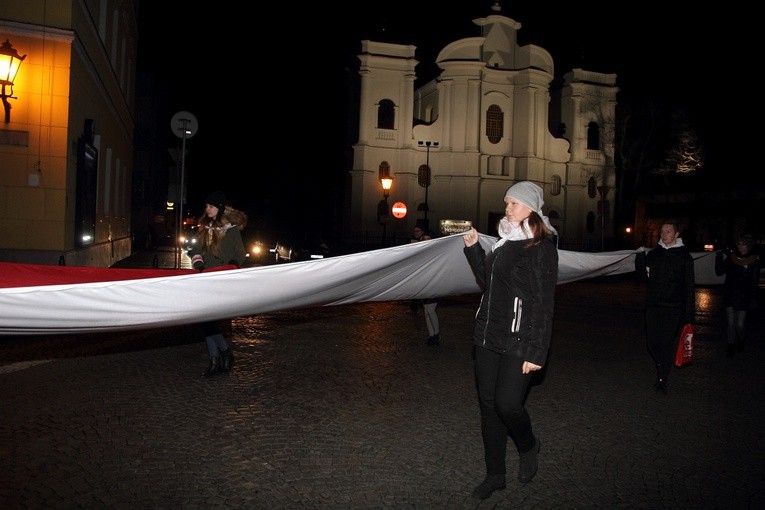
[462,181,558,500]
[635,220,695,394]
[715,234,760,357]
[187,190,248,378]
[412,225,440,346]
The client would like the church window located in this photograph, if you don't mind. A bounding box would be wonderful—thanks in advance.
[377,99,395,129]
[587,176,597,198]
[587,122,600,150]
[586,211,596,233]
[486,105,503,144]
[378,161,390,180]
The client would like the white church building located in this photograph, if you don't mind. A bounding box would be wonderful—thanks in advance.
[344,7,618,251]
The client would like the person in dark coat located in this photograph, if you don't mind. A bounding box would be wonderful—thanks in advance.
[715,234,761,357]
[635,220,695,394]
[462,181,558,500]
[188,190,247,377]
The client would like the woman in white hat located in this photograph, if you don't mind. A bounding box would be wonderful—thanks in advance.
[462,181,558,500]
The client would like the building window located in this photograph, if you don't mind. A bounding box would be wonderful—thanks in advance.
[486,105,503,144]
[378,161,390,180]
[551,175,561,196]
[377,99,395,129]
[425,105,434,123]
[586,211,595,233]
[587,122,600,150]
[587,176,597,198]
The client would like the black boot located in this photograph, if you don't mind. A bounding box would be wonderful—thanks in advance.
[220,348,234,372]
[471,473,506,500]
[431,333,440,346]
[518,438,540,483]
[202,356,219,377]
[726,344,736,358]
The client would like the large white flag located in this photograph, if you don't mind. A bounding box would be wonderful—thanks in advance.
[0,233,721,335]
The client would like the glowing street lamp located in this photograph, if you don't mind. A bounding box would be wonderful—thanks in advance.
[0,39,26,123]
[381,176,393,198]
[378,176,393,244]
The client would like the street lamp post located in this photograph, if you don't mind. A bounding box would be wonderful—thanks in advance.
[378,176,393,245]
[170,111,198,269]
[417,140,438,231]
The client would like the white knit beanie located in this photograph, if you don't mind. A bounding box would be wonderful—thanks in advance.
[504,181,544,215]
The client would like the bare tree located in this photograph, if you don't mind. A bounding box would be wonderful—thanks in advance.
[655,107,704,175]
[614,98,668,227]
[614,98,704,227]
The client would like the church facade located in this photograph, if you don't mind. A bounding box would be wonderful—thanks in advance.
[344,10,618,251]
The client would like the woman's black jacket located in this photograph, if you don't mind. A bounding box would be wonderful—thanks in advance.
[463,237,558,366]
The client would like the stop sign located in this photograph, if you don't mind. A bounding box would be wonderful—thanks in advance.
[391,202,407,218]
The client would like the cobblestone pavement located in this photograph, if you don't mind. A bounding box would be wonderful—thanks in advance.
[0,249,763,509]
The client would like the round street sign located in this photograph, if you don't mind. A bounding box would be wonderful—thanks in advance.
[391,202,407,219]
[170,111,198,139]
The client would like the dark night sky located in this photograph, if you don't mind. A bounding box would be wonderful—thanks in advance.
[136,1,758,227]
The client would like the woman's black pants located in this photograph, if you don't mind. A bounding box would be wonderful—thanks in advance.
[474,346,535,476]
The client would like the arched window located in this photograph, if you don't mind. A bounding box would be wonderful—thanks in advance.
[378,161,390,180]
[586,211,596,233]
[587,176,597,198]
[425,105,434,123]
[551,175,561,196]
[486,105,503,144]
[377,99,395,129]
[587,122,600,150]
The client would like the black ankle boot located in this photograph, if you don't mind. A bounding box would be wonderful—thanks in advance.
[220,348,234,372]
[518,438,540,483]
[202,356,219,377]
[431,333,440,346]
[471,474,506,500]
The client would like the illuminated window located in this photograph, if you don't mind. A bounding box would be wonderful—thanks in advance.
[378,161,390,180]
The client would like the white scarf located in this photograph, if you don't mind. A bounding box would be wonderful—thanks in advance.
[658,237,685,249]
[491,215,559,252]
[492,217,533,251]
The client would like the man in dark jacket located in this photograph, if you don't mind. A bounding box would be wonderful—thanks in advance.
[635,220,695,394]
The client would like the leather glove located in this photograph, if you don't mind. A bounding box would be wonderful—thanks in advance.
[191,254,205,272]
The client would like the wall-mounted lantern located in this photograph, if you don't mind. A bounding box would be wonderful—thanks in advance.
[0,39,26,123]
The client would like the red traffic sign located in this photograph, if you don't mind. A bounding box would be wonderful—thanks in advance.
[391,202,407,219]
